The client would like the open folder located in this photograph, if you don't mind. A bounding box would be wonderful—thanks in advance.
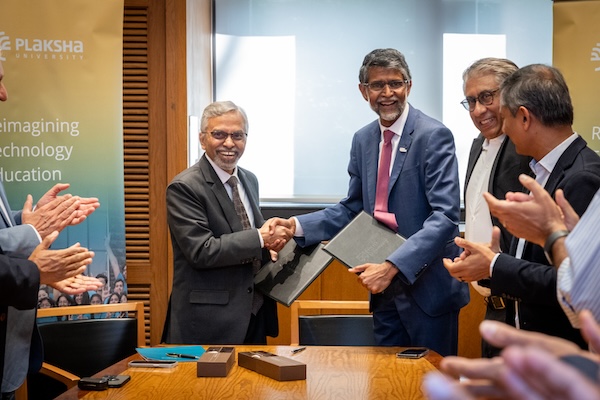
[322,211,406,268]
[254,241,334,307]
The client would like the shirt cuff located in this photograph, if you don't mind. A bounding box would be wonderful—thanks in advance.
[257,229,264,248]
[293,217,304,237]
[489,252,501,277]
[556,257,580,328]
[27,223,42,244]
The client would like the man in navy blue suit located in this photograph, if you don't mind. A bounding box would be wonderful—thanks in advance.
[272,48,469,356]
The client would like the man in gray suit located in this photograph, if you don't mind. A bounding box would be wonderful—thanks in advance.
[163,101,293,345]
[0,52,101,398]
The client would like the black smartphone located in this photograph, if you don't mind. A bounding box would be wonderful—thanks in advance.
[78,377,109,391]
[128,360,178,368]
[103,375,131,388]
[396,348,429,359]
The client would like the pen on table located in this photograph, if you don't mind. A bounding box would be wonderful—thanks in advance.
[290,347,306,355]
[166,353,199,359]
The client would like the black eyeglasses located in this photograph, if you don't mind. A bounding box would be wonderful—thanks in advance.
[363,80,409,92]
[461,89,500,111]
[205,130,247,141]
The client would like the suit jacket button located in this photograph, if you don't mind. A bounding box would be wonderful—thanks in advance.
[247,287,253,293]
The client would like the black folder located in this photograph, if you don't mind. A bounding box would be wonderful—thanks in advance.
[322,211,406,268]
[254,241,334,307]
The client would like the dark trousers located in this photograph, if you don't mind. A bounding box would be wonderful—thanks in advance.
[243,304,268,344]
[481,297,506,358]
[1,391,16,400]
[371,278,460,356]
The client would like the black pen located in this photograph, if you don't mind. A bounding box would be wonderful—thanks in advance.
[166,352,199,359]
[290,347,306,355]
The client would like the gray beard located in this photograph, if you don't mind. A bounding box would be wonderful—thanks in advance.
[214,158,237,173]
[378,109,401,123]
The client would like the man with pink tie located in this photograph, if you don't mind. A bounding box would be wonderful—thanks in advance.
[272,48,469,356]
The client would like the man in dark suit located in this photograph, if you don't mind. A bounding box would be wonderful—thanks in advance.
[0,53,100,397]
[444,64,600,348]
[0,234,97,385]
[163,101,293,345]
[271,48,469,356]
[459,58,531,357]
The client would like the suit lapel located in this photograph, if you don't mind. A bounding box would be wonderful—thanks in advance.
[465,135,484,197]
[522,136,586,256]
[544,136,586,194]
[366,124,380,213]
[388,108,415,193]
[487,135,508,193]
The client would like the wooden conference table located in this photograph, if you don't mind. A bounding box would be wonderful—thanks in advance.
[55,345,442,400]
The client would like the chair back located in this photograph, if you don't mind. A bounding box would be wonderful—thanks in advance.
[290,300,375,346]
[39,318,138,377]
[22,302,144,400]
[299,314,377,346]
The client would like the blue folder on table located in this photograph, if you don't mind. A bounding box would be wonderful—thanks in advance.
[136,345,206,362]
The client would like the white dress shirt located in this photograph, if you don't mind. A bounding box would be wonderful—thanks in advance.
[465,134,505,297]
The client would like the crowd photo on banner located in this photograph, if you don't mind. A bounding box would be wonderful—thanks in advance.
[36,239,128,323]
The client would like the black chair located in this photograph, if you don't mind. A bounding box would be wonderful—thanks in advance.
[18,302,144,400]
[299,314,377,346]
[290,300,377,346]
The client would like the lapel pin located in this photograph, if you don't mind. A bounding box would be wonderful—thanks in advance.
[399,147,407,153]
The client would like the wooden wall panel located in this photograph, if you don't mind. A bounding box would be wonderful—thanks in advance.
[458,285,485,358]
[123,0,185,345]
[123,2,152,345]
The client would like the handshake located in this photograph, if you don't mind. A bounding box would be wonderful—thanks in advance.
[259,217,297,256]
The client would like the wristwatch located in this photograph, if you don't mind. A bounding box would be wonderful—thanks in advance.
[543,229,569,264]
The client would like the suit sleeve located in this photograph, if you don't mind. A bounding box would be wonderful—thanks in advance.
[492,169,600,304]
[0,224,40,258]
[0,254,40,309]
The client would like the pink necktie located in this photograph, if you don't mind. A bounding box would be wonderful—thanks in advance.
[374,130,398,231]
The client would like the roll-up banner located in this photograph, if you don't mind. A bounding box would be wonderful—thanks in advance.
[0,0,126,309]
[554,0,600,154]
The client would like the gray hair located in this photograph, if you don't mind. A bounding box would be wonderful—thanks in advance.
[462,58,518,91]
[200,101,249,133]
[500,64,573,127]
[358,48,412,83]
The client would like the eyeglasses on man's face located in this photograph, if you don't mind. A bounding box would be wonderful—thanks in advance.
[461,89,500,111]
[205,130,247,141]
[363,80,409,92]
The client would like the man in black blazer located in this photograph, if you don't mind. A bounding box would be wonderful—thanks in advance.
[460,58,531,357]
[163,101,293,345]
[444,64,600,348]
